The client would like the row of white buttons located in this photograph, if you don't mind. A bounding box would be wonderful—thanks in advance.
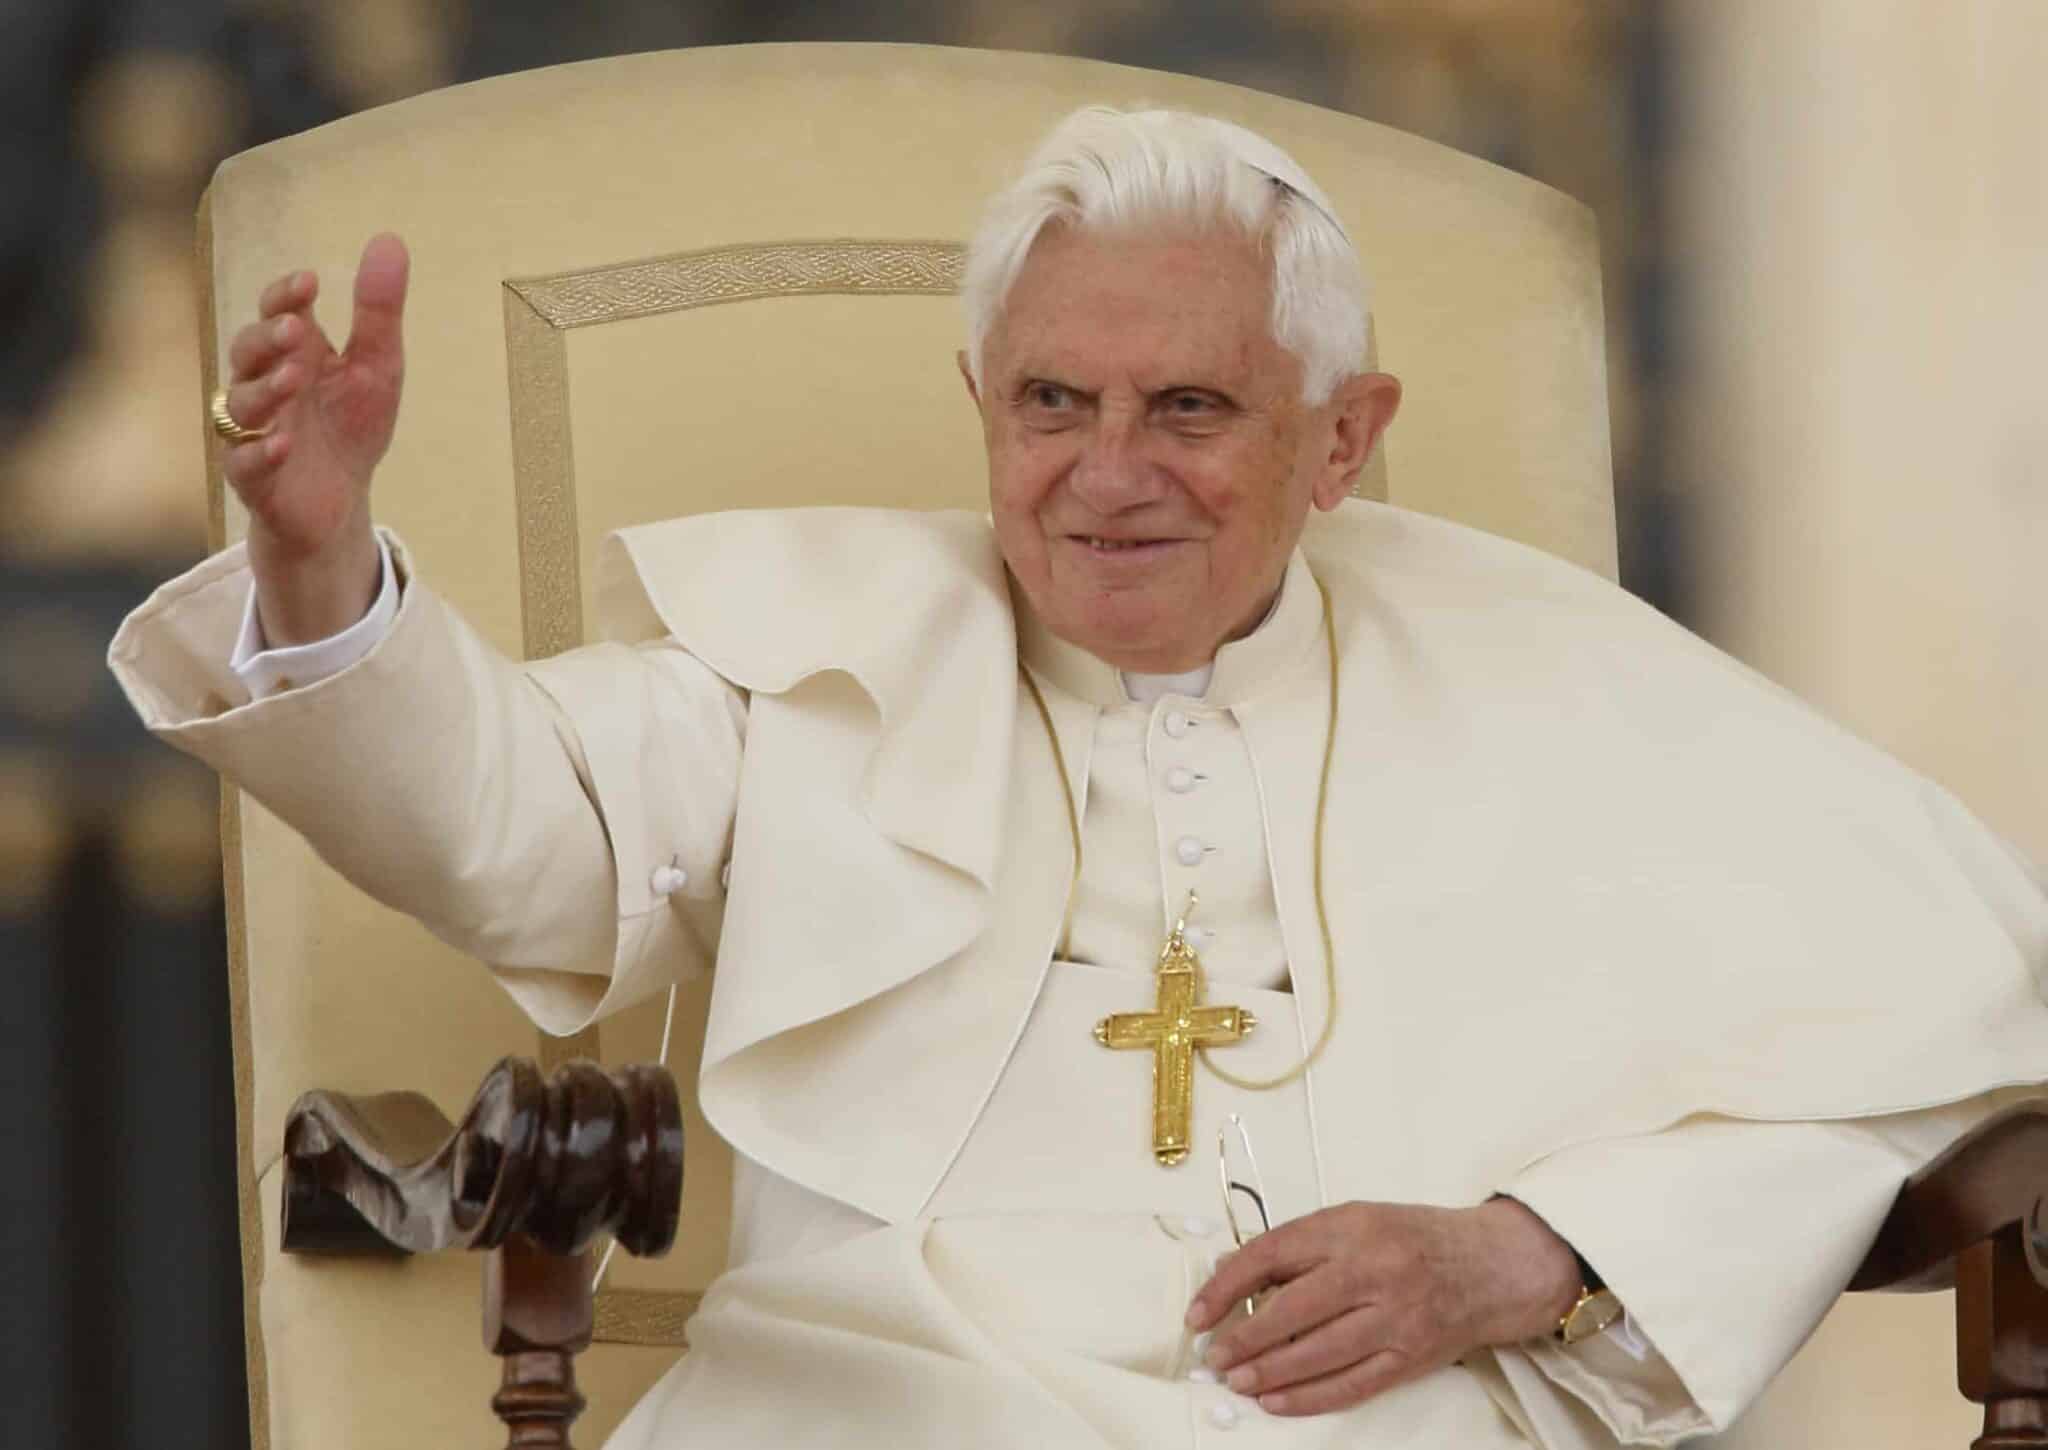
[1164,711,1216,949]
[1162,710,1211,877]
[1175,1217,1247,1428]
[1187,1361,1245,1428]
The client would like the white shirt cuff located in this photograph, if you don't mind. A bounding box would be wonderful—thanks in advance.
[230,533,399,698]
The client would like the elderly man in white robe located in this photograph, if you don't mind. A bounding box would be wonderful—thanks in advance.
[110,108,2048,1449]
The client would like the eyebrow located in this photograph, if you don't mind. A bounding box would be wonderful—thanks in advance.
[1009,376,1239,399]
[1149,383,1243,408]
[1006,374,1091,400]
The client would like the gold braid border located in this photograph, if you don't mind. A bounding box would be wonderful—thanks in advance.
[592,1289,704,1348]
[508,238,964,328]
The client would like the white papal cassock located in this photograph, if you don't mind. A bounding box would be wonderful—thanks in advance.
[108,500,2048,1448]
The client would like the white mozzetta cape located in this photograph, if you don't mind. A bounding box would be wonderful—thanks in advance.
[574,500,2048,1227]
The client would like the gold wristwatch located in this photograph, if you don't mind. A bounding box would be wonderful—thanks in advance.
[1556,1248,1623,1345]
[1557,1286,1624,1344]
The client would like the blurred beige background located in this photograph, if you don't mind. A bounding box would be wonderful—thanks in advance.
[1676,10,2044,1444]
[2,4,2037,1449]
[1680,0,2045,866]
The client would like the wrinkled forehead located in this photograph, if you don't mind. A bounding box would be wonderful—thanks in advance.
[988,225,1286,385]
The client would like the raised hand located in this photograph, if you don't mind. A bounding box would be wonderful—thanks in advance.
[1184,1197,1581,1416]
[219,233,410,646]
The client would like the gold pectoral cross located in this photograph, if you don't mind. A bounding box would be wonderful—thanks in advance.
[1094,895,1257,1165]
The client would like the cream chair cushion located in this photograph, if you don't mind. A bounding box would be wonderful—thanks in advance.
[200,42,1612,1450]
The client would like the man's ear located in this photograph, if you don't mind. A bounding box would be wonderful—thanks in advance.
[1311,372,1402,512]
[956,350,982,409]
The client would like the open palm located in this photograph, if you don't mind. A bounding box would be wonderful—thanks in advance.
[221,233,409,562]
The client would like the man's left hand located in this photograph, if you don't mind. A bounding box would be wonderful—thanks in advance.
[1185,1197,1581,1416]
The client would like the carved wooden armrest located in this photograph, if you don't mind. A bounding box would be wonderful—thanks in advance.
[1849,1099,2048,1449]
[282,1058,683,1449]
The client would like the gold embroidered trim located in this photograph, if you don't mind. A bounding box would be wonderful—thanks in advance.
[505,278,605,1193]
[592,1288,702,1347]
[505,239,963,328]
[501,239,965,668]
[503,286,584,663]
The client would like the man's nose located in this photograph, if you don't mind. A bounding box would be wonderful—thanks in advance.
[1069,415,1166,512]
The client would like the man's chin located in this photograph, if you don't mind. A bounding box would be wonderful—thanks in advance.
[1053,610,1209,674]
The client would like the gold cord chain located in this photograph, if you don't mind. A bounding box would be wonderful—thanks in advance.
[1018,581,1341,1094]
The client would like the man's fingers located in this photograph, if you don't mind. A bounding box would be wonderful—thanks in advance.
[258,269,318,319]
[1214,1304,1382,1397]
[1187,1223,1328,1330]
[224,362,304,432]
[344,232,409,373]
[1205,1264,1354,1372]
[227,318,288,381]
[221,432,291,497]
[230,311,332,386]
[1256,1348,1411,1418]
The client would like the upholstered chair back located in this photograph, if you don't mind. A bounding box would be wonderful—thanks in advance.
[200,43,1615,1449]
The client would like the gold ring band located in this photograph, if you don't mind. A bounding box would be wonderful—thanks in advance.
[209,389,269,445]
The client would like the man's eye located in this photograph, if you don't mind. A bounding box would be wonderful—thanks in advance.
[1024,383,1073,410]
[1160,392,1223,420]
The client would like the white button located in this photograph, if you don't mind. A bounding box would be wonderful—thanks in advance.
[1187,1365,1219,1385]
[649,864,688,896]
[1176,837,1207,867]
[1182,1214,1216,1237]
[1165,766,1198,794]
[1208,1403,1239,1429]
[719,862,732,890]
[1164,710,1191,738]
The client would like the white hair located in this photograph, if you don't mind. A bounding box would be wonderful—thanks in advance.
[960,106,1370,405]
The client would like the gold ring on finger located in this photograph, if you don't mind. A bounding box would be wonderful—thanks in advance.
[209,389,270,445]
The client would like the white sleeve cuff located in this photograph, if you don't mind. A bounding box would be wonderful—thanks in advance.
[230,533,399,698]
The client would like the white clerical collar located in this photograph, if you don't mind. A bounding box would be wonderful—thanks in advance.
[1122,661,1215,705]
[1013,550,1325,709]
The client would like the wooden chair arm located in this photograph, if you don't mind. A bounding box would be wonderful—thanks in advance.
[281,1058,685,1449]
[1850,1097,2048,1449]
[1852,1100,2048,1293]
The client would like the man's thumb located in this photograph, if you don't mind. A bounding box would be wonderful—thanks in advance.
[346,233,410,372]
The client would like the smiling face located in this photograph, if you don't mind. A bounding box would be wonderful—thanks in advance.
[966,223,1399,674]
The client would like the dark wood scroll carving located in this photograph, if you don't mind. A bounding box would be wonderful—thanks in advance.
[282,1058,683,1449]
[1850,1100,2048,1449]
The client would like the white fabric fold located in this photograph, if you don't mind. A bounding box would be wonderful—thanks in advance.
[592,500,2048,1222]
[596,508,1042,1221]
